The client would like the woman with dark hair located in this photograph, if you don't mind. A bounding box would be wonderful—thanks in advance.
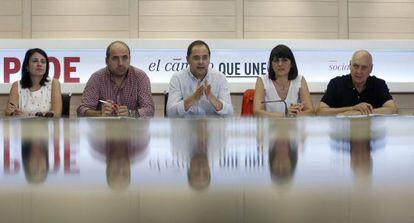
[253,44,314,117]
[5,48,62,117]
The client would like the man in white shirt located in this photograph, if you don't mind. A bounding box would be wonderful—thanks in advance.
[167,40,233,117]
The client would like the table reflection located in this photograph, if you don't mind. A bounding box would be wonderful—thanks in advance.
[1,117,414,223]
[22,137,49,184]
[265,120,298,187]
[186,120,210,190]
[170,119,230,190]
[268,136,298,185]
[330,118,386,181]
[87,119,150,190]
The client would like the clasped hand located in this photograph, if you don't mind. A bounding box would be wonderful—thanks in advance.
[337,102,374,116]
[192,81,213,102]
[101,100,129,117]
[288,103,304,116]
[352,102,373,115]
[35,111,54,117]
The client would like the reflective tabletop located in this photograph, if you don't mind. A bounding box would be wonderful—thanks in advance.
[1,116,414,223]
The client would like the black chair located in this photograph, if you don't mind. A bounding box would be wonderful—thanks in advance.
[164,91,168,117]
[61,93,72,118]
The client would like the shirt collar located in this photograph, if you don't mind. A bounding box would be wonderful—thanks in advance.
[187,67,209,82]
[345,74,354,89]
[106,66,130,84]
[365,76,374,90]
[345,74,374,91]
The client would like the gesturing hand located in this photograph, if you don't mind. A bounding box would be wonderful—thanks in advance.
[202,80,223,111]
[204,83,212,100]
[192,81,205,102]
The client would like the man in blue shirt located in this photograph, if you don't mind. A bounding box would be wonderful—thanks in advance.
[317,50,397,116]
[167,40,233,117]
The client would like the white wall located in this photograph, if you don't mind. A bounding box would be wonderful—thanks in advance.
[349,0,414,39]
[1,0,413,39]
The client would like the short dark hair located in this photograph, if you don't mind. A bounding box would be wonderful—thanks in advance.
[20,48,50,89]
[187,40,211,57]
[106,41,131,58]
[268,44,298,81]
[269,140,298,184]
[22,140,49,184]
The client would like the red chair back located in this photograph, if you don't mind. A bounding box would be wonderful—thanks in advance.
[241,89,255,116]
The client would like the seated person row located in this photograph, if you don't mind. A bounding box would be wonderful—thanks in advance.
[254,46,397,117]
[5,41,231,118]
[4,42,398,118]
[76,40,232,118]
[5,41,155,118]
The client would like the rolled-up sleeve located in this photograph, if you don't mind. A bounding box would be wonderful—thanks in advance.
[77,75,100,116]
[215,76,233,117]
[137,73,155,118]
[167,75,188,117]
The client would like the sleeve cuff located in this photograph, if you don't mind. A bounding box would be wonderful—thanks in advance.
[215,100,233,116]
[76,106,88,117]
[177,100,191,116]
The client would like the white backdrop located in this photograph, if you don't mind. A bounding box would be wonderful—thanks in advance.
[1,39,413,93]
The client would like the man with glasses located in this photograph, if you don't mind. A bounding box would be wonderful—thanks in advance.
[77,41,155,117]
[166,40,233,117]
[317,50,397,116]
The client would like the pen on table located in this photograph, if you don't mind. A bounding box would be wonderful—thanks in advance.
[99,100,119,110]
[99,100,112,105]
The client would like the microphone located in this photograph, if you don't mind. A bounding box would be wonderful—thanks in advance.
[261,100,288,117]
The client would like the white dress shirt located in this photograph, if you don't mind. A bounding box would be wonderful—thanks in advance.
[167,68,233,117]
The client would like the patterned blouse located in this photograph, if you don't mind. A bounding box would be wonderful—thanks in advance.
[18,77,52,116]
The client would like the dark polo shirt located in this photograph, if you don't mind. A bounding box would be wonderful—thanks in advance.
[321,74,392,108]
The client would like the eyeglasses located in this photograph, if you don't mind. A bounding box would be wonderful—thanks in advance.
[272,57,290,64]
